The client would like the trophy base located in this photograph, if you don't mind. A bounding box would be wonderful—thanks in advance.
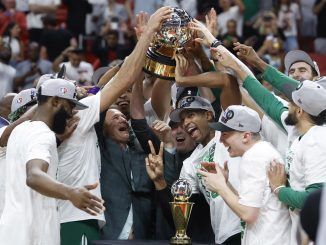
[170,236,192,245]
[143,47,176,81]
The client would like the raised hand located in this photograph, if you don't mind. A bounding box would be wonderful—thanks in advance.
[210,47,238,70]
[189,18,216,47]
[151,120,174,148]
[174,54,189,82]
[68,182,105,216]
[205,8,218,38]
[233,42,260,65]
[145,141,166,190]
[146,6,173,34]
[197,163,228,193]
[267,160,287,193]
[134,11,150,40]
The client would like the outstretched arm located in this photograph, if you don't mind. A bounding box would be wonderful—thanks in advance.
[212,48,288,128]
[26,159,104,216]
[99,7,173,113]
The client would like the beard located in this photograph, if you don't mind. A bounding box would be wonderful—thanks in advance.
[53,106,70,134]
[284,112,298,126]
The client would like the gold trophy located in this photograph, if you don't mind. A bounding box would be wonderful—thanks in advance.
[170,179,194,245]
[143,7,193,80]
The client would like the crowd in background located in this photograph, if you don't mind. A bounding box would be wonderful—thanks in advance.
[0,1,325,245]
[0,0,325,96]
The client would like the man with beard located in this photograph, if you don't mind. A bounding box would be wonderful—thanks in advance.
[0,78,105,245]
[224,43,322,147]
[95,108,154,240]
[284,50,320,81]
[147,95,242,245]
[56,7,173,245]
[214,47,326,245]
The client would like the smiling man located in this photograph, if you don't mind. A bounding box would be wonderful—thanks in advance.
[95,108,154,240]
[167,95,242,245]
[199,105,291,245]
[284,50,320,81]
[0,79,105,245]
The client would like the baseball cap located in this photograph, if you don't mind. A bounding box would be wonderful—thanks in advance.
[175,87,198,105]
[291,80,326,116]
[169,96,215,122]
[284,50,320,77]
[92,67,109,85]
[36,65,66,89]
[11,88,37,113]
[210,105,261,133]
[39,79,88,110]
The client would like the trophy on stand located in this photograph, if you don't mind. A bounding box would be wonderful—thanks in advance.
[170,179,194,245]
[143,7,193,80]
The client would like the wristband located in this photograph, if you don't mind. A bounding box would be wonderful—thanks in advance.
[211,39,222,48]
[273,185,285,195]
[87,86,101,95]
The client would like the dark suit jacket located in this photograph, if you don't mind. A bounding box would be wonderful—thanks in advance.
[96,117,154,239]
[131,118,215,243]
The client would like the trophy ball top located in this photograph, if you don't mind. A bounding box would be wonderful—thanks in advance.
[171,179,192,202]
[156,7,193,48]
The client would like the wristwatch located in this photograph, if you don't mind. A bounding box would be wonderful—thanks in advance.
[211,39,222,48]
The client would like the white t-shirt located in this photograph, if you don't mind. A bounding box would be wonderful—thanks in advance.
[180,131,241,244]
[278,3,301,37]
[0,126,7,218]
[261,115,287,160]
[0,121,59,245]
[217,6,243,37]
[285,126,326,245]
[57,93,105,226]
[0,63,16,99]
[239,141,291,245]
[60,61,94,86]
[27,0,61,29]
[2,37,21,61]
[144,98,160,126]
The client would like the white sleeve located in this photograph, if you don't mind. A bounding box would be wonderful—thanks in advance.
[25,130,56,165]
[144,99,160,125]
[238,157,268,208]
[179,162,199,194]
[303,135,326,186]
[76,92,101,133]
[293,3,301,20]
[54,0,61,5]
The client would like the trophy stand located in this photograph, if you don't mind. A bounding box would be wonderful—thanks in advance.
[170,179,194,245]
[170,201,194,244]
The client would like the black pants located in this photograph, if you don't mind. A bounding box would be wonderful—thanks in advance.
[219,233,241,245]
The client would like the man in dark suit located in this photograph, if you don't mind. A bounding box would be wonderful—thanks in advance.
[95,108,154,240]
